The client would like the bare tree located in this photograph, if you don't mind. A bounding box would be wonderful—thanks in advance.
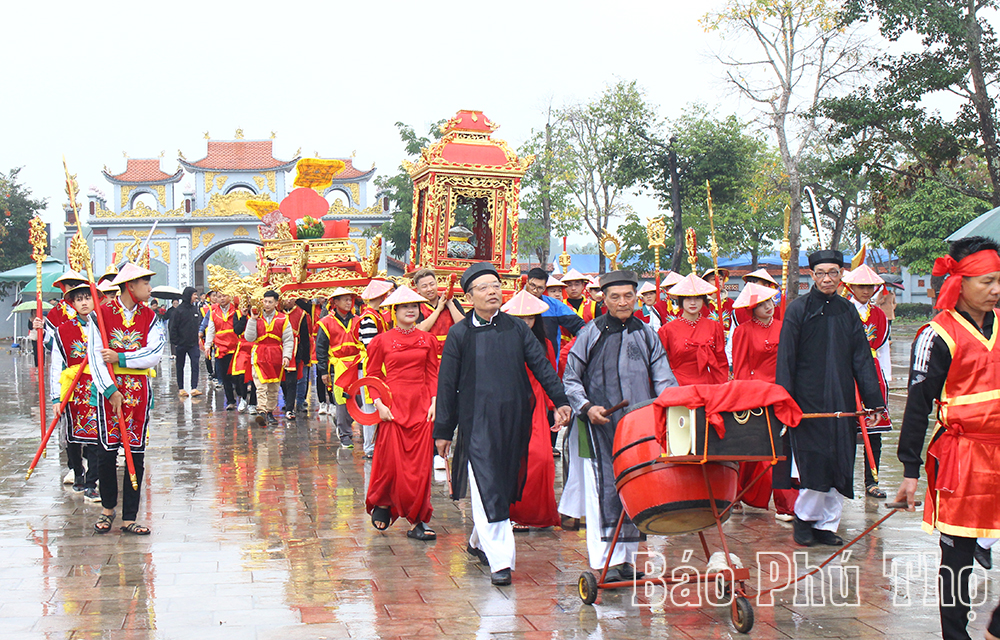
[704,0,869,298]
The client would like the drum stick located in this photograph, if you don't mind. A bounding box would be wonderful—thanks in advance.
[799,411,865,419]
[885,501,922,510]
[602,400,629,416]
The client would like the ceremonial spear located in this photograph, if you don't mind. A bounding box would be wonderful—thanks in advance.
[63,158,138,490]
[28,216,47,444]
[705,181,724,316]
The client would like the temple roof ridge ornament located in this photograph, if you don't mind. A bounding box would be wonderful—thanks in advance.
[178,139,300,172]
[408,109,533,181]
[103,158,184,186]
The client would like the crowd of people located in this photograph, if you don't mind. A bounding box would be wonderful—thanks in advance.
[31,236,1000,639]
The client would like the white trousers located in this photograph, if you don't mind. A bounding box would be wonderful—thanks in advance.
[794,488,844,532]
[362,423,377,456]
[468,463,515,573]
[584,457,638,570]
[558,421,585,519]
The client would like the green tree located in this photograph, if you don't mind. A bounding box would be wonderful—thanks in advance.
[0,168,47,276]
[206,247,242,272]
[374,121,445,259]
[556,80,660,273]
[704,0,869,297]
[518,109,579,265]
[860,179,986,273]
[827,0,1000,206]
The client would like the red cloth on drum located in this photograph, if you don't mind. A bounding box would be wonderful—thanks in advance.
[658,317,729,386]
[364,328,438,526]
[652,380,802,445]
[509,339,561,528]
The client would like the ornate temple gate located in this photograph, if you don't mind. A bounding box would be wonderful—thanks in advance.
[85,137,389,289]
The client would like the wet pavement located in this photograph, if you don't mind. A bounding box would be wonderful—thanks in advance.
[0,329,997,639]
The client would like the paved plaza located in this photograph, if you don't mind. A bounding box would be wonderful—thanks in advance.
[0,329,996,639]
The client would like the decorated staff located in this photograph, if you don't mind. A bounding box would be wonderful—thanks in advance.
[647,216,667,298]
[28,216,47,443]
[63,158,138,491]
[780,205,791,314]
[705,181,724,316]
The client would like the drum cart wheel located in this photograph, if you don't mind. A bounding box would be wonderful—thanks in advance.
[732,595,754,633]
[578,572,598,605]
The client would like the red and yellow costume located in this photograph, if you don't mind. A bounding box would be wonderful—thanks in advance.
[97,299,157,451]
[922,309,1000,537]
[209,304,239,358]
[317,312,363,402]
[251,313,289,384]
[54,316,99,445]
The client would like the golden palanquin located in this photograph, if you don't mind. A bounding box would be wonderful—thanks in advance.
[405,110,533,292]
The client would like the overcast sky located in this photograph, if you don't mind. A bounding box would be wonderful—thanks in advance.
[5,0,988,253]
[1,1,737,230]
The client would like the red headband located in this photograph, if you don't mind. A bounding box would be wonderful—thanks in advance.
[931,250,1000,310]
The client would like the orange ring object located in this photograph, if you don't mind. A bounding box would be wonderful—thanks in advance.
[344,376,392,426]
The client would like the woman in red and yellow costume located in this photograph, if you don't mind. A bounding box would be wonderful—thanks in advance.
[895,236,1000,640]
[658,274,728,385]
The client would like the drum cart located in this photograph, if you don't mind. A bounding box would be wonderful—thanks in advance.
[577,397,912,635]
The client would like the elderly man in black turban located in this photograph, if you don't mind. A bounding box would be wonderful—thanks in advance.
[434,262,572,586]
[775,249,886,547]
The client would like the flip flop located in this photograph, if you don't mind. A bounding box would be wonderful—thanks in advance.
[120,522,150,535]
[94,511,115,534]
[406,522,436,540]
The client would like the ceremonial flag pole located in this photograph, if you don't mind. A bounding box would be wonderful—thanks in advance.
[780,205,791,315]
[28,216,47,446]
[706,181,724,314]
[63,157,138,491]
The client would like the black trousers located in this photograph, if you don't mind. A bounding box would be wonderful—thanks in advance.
[215,353,236,405]
[938,534,1000,639]
[98,448,145,522]
[66,442,100,489]
[863,433,883,487]
[316,371,328,404]
[176,345,200,389]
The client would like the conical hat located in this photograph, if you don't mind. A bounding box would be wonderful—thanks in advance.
[545,275,566,288]
[99,263,119,283]
[561,268,589,283]
[661,271,684,287]
[360,279,394,301]
[733,282,779,309]
[382,285,427,307]
[743,268,778,287]
[587,277,601,290]
[54,269,87,292]
[98,280,120,295]
[637,281,657,295]
[110,262,155,286]
[330,287,355,299]
[842,264,884,286]
[668,273,718,297]
[63,281,92,300]
[702,267,731,281]
[501,290,549,316]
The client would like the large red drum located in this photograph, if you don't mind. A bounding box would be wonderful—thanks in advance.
[612,401,738,535]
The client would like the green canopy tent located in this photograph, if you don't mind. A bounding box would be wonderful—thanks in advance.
[947,205,1000,243]
[19,273,62,301]
[0,256,66,282]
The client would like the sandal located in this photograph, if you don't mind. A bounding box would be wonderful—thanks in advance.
[406,522,436,540]
[94,511,115,534]
[120,522,150,535]
[866,484,887,499]
[371,506,391,531]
